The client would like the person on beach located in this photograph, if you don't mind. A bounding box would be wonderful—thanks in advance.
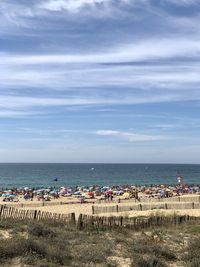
[80,196,85,204]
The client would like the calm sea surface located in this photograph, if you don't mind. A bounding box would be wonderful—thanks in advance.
[0,163,199,188]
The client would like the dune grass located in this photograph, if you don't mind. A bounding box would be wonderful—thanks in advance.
[0,218,198,266]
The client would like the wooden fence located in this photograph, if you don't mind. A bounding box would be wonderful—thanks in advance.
[96,195,200,204]
[92,202,200,214]
[0,205,199,231]
[4,200,95,209]
[0,205,75,225]
[77,213,200,230]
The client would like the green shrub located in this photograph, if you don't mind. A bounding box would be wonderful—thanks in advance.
[187,237,200,257]
[131,238,176,260]
[0,218,27,231]
[184,237,200,267]
[27,223,56,238]
[0,238,22,260]
[46,244,72,265]
[133,255,167,267]
[73,243,111,264]
[189,258,200,267]
[188,225,200,234]
[23,238,47,258]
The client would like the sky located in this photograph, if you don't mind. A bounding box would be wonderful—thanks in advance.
[0,0,200,163]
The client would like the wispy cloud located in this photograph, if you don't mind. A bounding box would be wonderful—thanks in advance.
[96,130,168,142]
[165,0,199,5]
[0,110,37,118]
[39,0,117,12]
[2,37,200,64]
[1,61,200,92]
[0,94,184,110]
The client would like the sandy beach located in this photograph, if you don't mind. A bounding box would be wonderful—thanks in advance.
[1,194,199,218]
[18,202,200,218]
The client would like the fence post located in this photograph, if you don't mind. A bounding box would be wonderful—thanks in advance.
[192,202,195,209]
[165,203,168,209]
[118,198,121,203]
[33,210,37,220]
[70,213,76,226]
[0,205,3,218]
[77,214,83,230]
[139,204,142,211]
[116,205,119,213]
[92,205,95,215]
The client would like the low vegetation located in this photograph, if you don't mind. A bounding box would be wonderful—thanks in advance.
[0,218,199,267]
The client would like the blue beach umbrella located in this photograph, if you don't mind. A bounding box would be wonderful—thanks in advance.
[2,193,16,197]
[73,191,81,195]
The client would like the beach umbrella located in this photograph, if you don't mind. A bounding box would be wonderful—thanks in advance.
[116,190,123,195]
[123,192,130,198]
[131,186,136,189]
[2,193,14,197]
[144,189,151,194]
[74,191,81,195]
[160,189,165,195]
[49,190,57,195]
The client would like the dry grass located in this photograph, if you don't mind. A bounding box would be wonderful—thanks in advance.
[0,218,198,267]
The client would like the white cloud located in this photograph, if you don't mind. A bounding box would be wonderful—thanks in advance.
[38,0,200,13]
[37,0,143,14]
[0,94,182,110]
[96,130,167,142]
[39,0,114,12]
[1,37,200,65]
[0,110,29,118]
[166,0,198,5]
[1,36,200,93]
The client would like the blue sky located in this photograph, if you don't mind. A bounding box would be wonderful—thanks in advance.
[0,0,200,163]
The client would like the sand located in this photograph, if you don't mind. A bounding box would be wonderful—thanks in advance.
[0,194,199,218]
[15,203,200,218]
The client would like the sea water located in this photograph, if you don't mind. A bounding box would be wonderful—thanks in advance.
[0,163,199,188]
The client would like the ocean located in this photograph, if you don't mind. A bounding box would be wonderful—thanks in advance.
[0,163,199,188]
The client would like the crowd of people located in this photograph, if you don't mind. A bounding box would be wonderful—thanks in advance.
[0,183,199,203]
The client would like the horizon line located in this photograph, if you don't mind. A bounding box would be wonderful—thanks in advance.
[0,162,199,165]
